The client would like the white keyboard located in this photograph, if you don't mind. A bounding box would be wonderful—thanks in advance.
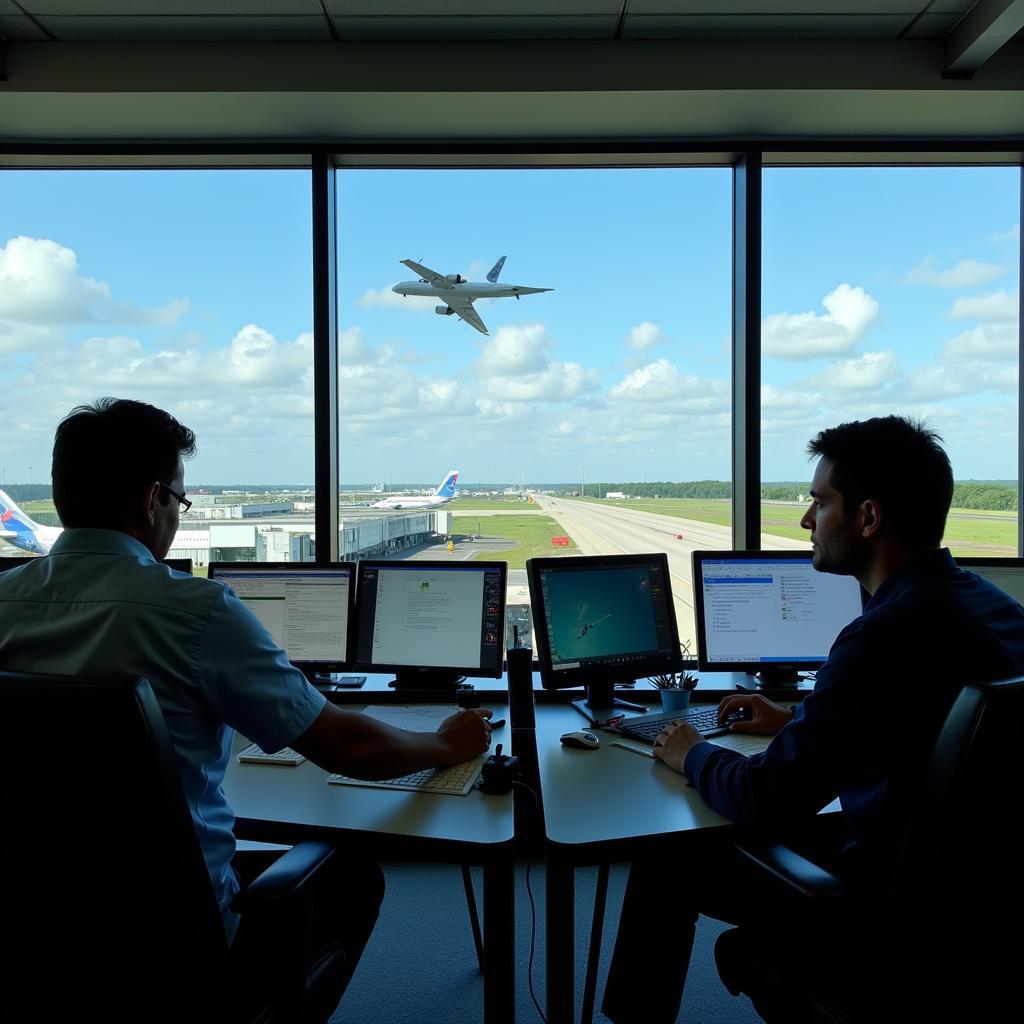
[327,755,485,797]
[237,742,305,766]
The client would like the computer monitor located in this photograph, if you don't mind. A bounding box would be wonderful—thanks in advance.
[691,550,865,688]
[208,561,355,683]
[526,552,684,723]
[162,557,193,574]
[353,559,507,691]
[0,556,36,571]
[957,556,1024,604]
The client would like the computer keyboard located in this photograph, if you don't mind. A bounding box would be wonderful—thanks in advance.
[614,705,740,745]
[237,742,306,766]
[327,755,486,797]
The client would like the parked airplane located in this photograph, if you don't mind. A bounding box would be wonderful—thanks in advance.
[371,471,459,511]
[392,256,552,335]
[0,490,63,555]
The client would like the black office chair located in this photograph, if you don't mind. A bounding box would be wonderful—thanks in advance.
[0,672,351,1024]
[713,675,1024,1024]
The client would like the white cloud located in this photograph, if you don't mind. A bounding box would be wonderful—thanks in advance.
[0,236,187,328]
[942,322,1017,362]
[947,288,1018,323]
[357,284,436,311]
[625,321,663,351]
[905,256,1004,288]
[478,324,551,377]
[904,361,1017,401]
[608,358,728,412]
[991,224,1020,243]
[762,284,879,360]
[805,350,903,393]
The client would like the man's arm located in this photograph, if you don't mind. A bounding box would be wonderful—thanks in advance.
[291,703,492,779]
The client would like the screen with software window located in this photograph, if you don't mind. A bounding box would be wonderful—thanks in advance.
[957,557,1024,604]
[353,560,506,684]
[692,551,863,679]
[208,562,354,669]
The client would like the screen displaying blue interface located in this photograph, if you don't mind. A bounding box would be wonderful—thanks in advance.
[694,553,864,669]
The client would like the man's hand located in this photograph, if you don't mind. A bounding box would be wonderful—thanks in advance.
[717,693,793,736]
[652,720,704,774]
[435,708,493,765]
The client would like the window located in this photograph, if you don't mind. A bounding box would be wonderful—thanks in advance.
[762,166,1020,557]
[336,166,732,652]
[0,168,314,570]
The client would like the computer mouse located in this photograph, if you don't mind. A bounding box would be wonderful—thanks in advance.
[559,730,600,750]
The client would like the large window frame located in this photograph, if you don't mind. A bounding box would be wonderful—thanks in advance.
[2,141,1020,557]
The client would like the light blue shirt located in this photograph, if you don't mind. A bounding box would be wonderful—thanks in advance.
[0,529,327,937]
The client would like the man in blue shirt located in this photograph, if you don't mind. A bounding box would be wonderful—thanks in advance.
[602,415,1024,1024]
[0,398,493,1012]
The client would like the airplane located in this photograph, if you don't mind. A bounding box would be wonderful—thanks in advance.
[578,613,612,640]
[0,490,63,555]
[391,256,552,335]
[371,470,459,511]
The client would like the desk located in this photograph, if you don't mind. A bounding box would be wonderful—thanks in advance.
[536,703,773,1024]
[223,722,516,1024]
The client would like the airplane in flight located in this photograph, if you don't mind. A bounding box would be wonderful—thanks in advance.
[371,470,459,511]
[578,613,612,640]
[391,256,552,335]
[0,490,63,555]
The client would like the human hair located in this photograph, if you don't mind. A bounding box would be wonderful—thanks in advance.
[806,415,953,550]
[52,398,197,529]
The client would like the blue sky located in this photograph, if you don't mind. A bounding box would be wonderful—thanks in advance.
[0,165,1018,487]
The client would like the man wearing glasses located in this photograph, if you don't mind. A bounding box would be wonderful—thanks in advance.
[0,397,492,1014]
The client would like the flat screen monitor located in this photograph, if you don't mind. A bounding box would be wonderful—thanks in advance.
[691,550,864,687]
[0,556,35,571]
[957,556,1024,604]
[526,552,683,722]
[162,558,193,574]
[208,561,355,681]
[353,559,507,691]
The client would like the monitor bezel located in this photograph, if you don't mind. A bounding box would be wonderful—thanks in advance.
[955,556,1024,570]
[352,558,508,681]
[0,556,37,571]
[691,548,864,678]
[526,551,685,694]
[161,557,193,575]
[207,560,356,674]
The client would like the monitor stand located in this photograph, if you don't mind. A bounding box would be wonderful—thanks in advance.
[752,668,802,689]
[388,669,466,692]
[570,680,649,727]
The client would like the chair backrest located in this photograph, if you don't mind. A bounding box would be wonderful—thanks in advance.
[0,672,231,1022]
[890,675,1024,1019]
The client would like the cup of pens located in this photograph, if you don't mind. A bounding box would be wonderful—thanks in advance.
[649,672,698,715]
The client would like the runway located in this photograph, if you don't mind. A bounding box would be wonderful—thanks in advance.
[531,496,801,648]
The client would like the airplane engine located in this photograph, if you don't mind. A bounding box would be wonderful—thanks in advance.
[444,273,466,283]
[435,305,455,316]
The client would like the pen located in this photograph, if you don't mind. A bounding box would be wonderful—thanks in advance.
[610,740,656,760]
[488,718,506,729]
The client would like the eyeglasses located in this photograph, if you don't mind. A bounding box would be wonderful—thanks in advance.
[159,481,192,514]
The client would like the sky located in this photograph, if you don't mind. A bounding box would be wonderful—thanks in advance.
[0,165,1018,487]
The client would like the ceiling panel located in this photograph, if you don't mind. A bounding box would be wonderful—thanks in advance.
[23,2,323,13]
[629,1,925,12]
[326,1,622,13]
[330,15,619,40]
[902,12,964,37]
[34,16,333,41]
[0,15,50,40]
[623,14,918,39]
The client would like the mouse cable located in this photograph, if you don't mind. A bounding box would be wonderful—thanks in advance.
[511,780,548,1024]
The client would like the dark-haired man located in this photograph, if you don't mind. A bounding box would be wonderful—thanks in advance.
[602,415,1024,1024]
[0,398,492,1009]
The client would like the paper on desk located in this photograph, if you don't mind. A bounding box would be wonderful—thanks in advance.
[357,705,461,731]
[711,732,773,757]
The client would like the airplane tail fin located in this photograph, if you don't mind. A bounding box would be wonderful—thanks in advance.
[486,256,507,283]
[0,490,44,533]
[435,471,459,498]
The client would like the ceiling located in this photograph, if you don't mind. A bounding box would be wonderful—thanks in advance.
[1,2,1023,150]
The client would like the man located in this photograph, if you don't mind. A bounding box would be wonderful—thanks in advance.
[0,398,492,1010]
[602,415,1024,1024]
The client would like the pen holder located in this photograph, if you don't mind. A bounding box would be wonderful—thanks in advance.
[660,689,691,715]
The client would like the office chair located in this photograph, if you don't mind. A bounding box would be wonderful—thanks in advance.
[713,675,1024,1023]
[0,672,351,1024]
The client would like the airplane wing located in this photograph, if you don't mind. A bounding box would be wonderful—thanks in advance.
[400,259,447,285]
[443,294,489,335]
[0,531,16,540]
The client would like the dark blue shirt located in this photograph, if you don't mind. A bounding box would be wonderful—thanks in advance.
[684,549,1024,883]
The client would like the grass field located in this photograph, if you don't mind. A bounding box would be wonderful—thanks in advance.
[450,513,575,569]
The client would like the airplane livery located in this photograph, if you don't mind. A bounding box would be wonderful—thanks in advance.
[392,256,552,335]
[0,491,63,555]
[371,471,459,511]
